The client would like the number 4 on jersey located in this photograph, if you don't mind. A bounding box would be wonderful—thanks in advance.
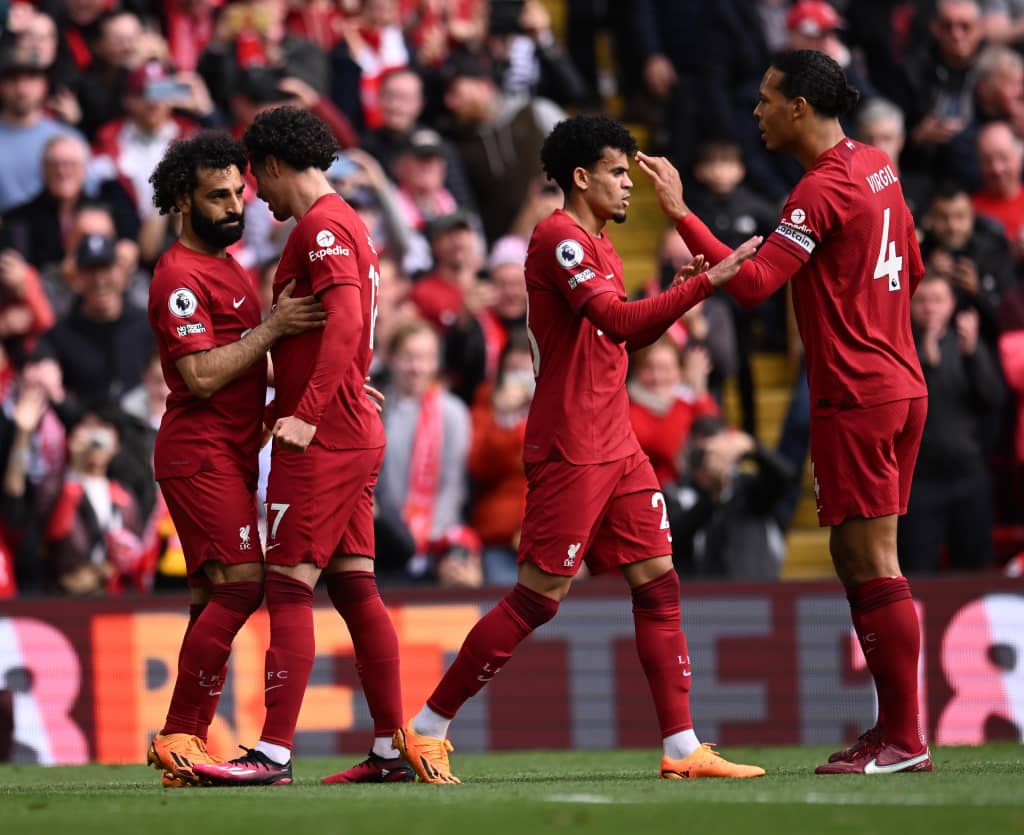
[874,207,904,292]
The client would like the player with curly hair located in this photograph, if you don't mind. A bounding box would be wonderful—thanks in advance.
[194,108,412,787]
[392,113,765,784]
[145,131,326,787]
[642,50,932,775]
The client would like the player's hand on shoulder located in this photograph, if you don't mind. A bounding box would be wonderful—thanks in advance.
[706,235,763,287]
[268,279,327,337]
[636,151,687,222]
[272,415,317,452]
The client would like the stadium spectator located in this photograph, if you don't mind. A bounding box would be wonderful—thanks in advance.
[327,0,410,133]
[0,133,139,275]
[72,10,144,141]
[487,0,589,108]
[665,414,792,579]
[408,208,483,331]
[43,410,144,595]
[856,97,933,221]
[981,0,1024,46]
[390,127,459,233]
[394,114,763,785]
[921,180,1015,346]
[900,273,1003,573]
[164,0,219,73]
[971,120,1024,255]
[92,60,202,265]
[653,50,932,774]
[0,356,67,593]
[360,66,476,211]
[198,0,329,115]
[0,245,55,365]
[376,318,473,583]
[468,326,533,586]
[440,49,565,242]
[898,0,986,167]
[701,0,802,202]
[0,42,81,213]
[686,137,779,434]
[628,336,718,487]
[34,233,153,414]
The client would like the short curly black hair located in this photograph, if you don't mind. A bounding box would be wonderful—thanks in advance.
[150,132,247,216]
[540,115,638,195]
[771,50,860,118]
[242,106,338,172]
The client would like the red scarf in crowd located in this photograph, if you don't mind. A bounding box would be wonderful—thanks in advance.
[402,385,442,552]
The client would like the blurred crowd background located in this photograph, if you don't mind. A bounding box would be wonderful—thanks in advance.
[2,0,1024,597]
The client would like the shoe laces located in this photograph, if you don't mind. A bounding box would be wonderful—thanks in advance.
[227,745,275,768]
[697,743,721,760]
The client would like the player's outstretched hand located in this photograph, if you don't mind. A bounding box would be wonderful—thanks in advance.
[671,254,706,286]
[636,151,687,222]
[273,415,317,452]
[705,235,763,287]
[269,280,327,337]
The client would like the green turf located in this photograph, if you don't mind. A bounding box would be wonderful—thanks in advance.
[2,746,1023,835]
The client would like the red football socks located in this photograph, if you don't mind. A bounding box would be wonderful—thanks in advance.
[632,570,693,736]
[847,576,924,752]
[162,582,263,736]
[427,583,559,718]
[326,571,403,737]
[260,572,316,749]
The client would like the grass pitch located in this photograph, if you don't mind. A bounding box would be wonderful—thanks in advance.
[2,745,1022,835]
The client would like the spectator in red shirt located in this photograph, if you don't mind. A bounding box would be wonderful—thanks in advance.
[971,119,1024,260]
[628,336,718,486]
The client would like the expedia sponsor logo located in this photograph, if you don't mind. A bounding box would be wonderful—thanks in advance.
[308,245,351,262]
[176,322,207,337]
[774,223,816,254]
[568,268,596,289]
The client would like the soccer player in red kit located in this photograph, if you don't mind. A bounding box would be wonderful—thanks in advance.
[641,50,932,775]
[146,132,326,787]
[194,107,411,786]
[393,114,765,784]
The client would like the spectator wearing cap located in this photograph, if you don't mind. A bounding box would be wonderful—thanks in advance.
[440,50,565,243]
[1,133,139,275]
[409,209,483,331]
[785,1,879,108]
[34,233,154,414]
[477,234,528,379]
[0,43,83,213]
[391,127,460,233]
[361,67,477,213]
[92,60,200,264]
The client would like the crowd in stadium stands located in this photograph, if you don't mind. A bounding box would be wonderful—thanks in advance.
[2,0,1024,595]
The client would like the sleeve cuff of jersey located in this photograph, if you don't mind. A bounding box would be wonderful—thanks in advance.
[293,406,320,428]
[165,339,217,361]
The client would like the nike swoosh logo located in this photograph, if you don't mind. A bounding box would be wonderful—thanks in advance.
[266,543,280,551]
[265,684,284,692]
[604,273,614,280]
[682,670,692,677]
[233,296,246,309]
[863,751,930,774]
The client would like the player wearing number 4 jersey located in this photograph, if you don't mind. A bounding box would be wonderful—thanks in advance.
[394,114,765,784]
[642,50,932,776]
[194,107,412,787]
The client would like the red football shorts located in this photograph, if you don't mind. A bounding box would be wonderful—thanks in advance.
[809,396,927,527]
[264,444,383,568]
[517,449,672,576]
[159,467,263,583]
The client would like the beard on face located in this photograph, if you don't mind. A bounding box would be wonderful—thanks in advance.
[612,211,627,224]
[191,200,245,249]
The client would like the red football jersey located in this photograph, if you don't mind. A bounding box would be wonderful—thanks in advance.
[271,192,384,450]
[149,242,266,481]
[773,139,927,408]
[523,209,640,464]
